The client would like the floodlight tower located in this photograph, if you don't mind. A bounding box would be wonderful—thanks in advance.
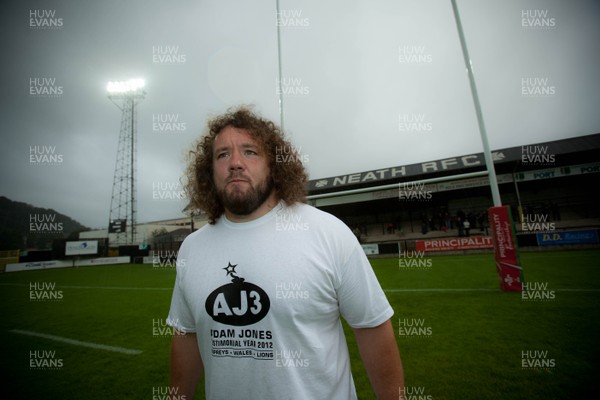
[106,79,146,246]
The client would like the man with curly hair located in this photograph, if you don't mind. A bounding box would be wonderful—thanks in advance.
[167,106,403,399]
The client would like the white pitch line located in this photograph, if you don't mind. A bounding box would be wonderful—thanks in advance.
[0,283,170,291]
[2,283,598,293]
[59,285,171,291]
[385,288,496,292]
[384,288,600,293]
[10,329,143,355]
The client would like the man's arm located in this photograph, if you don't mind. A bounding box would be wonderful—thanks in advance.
[170,330,203,398]
[353,319,404,400]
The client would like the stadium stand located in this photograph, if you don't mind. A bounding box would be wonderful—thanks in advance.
[73,132,599,258]
[308,133,600,254]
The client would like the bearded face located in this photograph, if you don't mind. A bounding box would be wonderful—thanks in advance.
[216,170,274,217]
[212,126,276,220]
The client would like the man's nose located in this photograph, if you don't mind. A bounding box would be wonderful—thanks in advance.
[228,149,244,170]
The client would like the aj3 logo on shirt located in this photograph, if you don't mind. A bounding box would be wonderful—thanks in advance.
[205,262,271,326]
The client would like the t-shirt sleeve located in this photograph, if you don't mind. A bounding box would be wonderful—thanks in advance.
[166,254,196,333]
[336,243,394,328]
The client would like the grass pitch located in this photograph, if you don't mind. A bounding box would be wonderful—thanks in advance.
[0,249,599,399]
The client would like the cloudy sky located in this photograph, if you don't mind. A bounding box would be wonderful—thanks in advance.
[1,0,599,230]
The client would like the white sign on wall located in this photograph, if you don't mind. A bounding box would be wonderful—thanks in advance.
[65,240,98,256]
[361,244,380,255]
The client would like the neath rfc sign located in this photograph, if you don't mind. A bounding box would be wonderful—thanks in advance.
[65,241,98,256]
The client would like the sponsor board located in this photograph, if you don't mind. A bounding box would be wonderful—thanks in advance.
[5,260,70,272]
[65,240,98,256]
[415,236,493,252]
[5,257,130,272]
[75,257,129,267]
[536,229,599,246]
[361,244,379,255]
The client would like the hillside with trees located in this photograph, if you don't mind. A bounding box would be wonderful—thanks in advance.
[0,196,88,251]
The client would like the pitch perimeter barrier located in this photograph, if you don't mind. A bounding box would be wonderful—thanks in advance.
[5,256,130,273]
[0,250,20,273]
[363,226,600,258]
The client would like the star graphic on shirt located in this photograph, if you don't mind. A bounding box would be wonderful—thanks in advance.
[223,262,237,277]
[504,275,514,286]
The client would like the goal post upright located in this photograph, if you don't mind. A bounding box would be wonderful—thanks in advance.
[450,0,523,291]
[450,0,501,207]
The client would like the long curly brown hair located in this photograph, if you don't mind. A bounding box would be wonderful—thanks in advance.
[185,106,308,224]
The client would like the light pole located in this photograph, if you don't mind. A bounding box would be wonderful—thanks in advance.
[107,78,146,247]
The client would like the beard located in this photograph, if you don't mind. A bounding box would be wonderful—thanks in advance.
[217,174,275,217]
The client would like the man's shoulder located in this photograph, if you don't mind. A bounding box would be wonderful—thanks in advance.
[284,202,349,230]
[179,221,215,248]
[285,201,335,218]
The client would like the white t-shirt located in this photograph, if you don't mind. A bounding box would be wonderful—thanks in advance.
[167,201,393,400]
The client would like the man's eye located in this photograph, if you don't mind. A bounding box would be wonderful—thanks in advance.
[217,152,229,159]
[245,150,257,156]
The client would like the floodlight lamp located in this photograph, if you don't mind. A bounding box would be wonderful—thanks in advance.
[107,78,145,94]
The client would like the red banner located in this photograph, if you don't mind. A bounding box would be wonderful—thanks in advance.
[415,236,493,252]
[488,206,523,291]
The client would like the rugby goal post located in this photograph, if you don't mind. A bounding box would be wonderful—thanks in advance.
[452,0,523,291]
